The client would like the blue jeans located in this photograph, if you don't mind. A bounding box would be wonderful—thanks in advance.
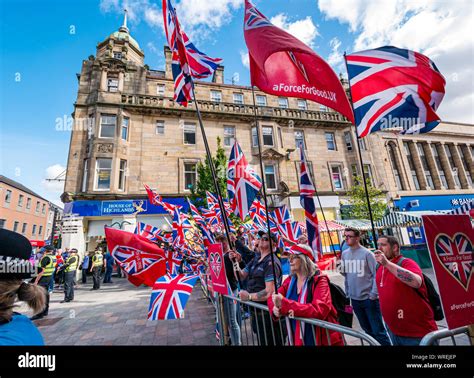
[103,267,113,283]
[351,298,392,346]
[48,271,55,292]
[387,328,424,346]
[223,290,241,346]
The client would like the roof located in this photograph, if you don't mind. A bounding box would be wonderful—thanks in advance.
[375,210,445,228]
[109,31,141,50]
[333,219,381,231]
[0,175,49,202]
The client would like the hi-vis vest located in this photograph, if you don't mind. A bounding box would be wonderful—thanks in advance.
[92,253,103,268]
[65,255,79,272]
[40,255,57,277]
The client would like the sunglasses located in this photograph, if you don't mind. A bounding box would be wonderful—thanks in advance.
[344,235,356,239]
[260,237,270,241]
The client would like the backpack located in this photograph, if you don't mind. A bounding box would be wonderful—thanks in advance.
[395,257,444,321]
[307,274,353,328]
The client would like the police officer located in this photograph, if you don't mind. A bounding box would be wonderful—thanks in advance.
[31,245,57,320]
[89,248,104,290]
[61,248,79,303]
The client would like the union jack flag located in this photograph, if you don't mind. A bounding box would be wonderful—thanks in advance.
[203,192,235,233]
[227,140,262,221]
[144,184,182,215]
[165,249,183,275]
[172,208,193,248]
[148,273,199,320]
[345,46,446,137]
[299,148,321,260]
[163,0,222,107]
[134,222,172,244]
[244,0,273,31]
[435,233,473,290]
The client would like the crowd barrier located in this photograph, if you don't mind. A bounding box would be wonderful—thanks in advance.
[222,294,380,346]
[420,326,472,346]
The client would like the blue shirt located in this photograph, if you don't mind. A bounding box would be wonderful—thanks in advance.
[104,252,114,268]
[0,314,44,346]
[82,255,90,269]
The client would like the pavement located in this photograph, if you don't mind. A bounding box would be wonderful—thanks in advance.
[21,276,218,346]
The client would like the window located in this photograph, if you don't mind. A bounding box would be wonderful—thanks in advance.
[210,90,222,103]
[331,165,344,190]
[18,194,24,207]
[251,127,258,147]
[264,164,277,190]
[388,144,404,190]
[5,190,11,203]
[256,95,267,107]
[156,120,165,135]
[121,117,129,140]
[445,145,461,187]
[39,225,43,236]
[278,97,289,109]
[363,164,374,186]
[95,158,112,190]
[351,164,358,182]
[113,51,122,59]
[35,201,40,212]
[403,142,421,190]
[184,162,197,191]
[458,145,472,186]
[41,203,46,215]
[325,132,336,151]
[118,160,127,191]
[107,77,119,92]
[13,221,19,232]
[417,143,435,189]
[32,224,37,235]
[26,198,31,209]
[224,126,235,147]
[0,219,5,229]
[99,115,116,138]
[294,130,305,150]
[412,226,422,239]
[233,93,244,105]
[183,123,196,145]
[81,159,88,192]
[431,144,448,188]
[297,99,307,111]
[358,138,367,150]
[262,126,274,146]
[157,84,165,96]
[344,132,353,151]
[21,223,27,234]
[319,105,328,112]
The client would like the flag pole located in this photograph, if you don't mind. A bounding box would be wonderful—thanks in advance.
[303,148,339,258]
[343,52,378,246]
[250,85,279,290]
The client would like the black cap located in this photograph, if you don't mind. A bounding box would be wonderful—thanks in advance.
[257,230,278,242]
[0,229,34,279]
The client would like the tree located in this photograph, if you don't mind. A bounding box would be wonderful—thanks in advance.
[346,176,387,221]
[190,137,228,208]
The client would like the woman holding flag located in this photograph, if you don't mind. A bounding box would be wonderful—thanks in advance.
[268,244,344,346]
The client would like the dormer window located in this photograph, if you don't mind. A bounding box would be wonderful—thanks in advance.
[113,52,123,59]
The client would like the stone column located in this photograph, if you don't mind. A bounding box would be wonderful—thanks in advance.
[459,144,474,185]
[437,142,455,189]
[451,143,469,189]
[391,141,409,191]
[118,71,124,92]
[398,140,415,191]
[408,141,428,190]
[100,69,108,91]
[424,141,442,189]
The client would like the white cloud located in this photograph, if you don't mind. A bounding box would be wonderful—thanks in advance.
[41,164,66,194]
[270,13,319,47]
[240,50,250,69]
[318,0,474,124]
[327,37,343,73]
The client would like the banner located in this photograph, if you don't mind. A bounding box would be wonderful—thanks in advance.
[422,215,474,329]
[207,243,229,295]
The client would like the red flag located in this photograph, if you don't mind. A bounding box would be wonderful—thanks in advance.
[105,227,167,287]
[243,0,354,123]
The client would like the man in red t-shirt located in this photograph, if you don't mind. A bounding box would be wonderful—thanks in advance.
[375,236,437,346]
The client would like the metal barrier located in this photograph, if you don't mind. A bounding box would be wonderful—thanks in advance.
[222,294,380,346]
[420,326,473,346]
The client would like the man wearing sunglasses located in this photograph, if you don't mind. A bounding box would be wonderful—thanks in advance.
[341,228,391,345]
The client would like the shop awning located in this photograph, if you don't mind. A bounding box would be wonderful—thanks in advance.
[375,211,444,228]
[30,240,45,247]
[318,220,346,232]
[333,219,380,231]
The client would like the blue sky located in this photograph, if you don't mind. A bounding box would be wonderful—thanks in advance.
[1,0,472,206]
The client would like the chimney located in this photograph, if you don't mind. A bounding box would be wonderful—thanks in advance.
[212,65,224,84]
[164,46,172,80]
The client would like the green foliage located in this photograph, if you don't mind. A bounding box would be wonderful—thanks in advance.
[190,137,228,208]
[346,176,387,221]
